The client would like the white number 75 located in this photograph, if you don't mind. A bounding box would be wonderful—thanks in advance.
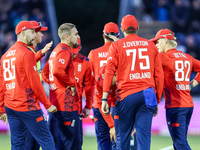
[126,48,150,71]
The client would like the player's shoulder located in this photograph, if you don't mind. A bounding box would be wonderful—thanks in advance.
[77,53,89,61]
[54,44,71,55]
[18,43,35,57]
[56,43,70,53]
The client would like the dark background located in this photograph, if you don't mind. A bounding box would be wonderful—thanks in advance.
[54,0,120,56]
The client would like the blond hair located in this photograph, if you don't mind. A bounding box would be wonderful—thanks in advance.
[58,23,75,40]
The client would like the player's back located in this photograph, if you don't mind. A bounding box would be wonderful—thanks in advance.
[1,41,41,111]
[160,49,200,108]
[88,42,112,82]
[108,34,159,100]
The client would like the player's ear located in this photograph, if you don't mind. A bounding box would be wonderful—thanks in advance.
[65,34,69,41]
[103,34,106,39]
[21,30,26,37]
[137,25,139,31]
[121,27,124,33]
[165,38,168,44]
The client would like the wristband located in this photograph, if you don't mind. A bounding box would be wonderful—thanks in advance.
[101,98,107,101]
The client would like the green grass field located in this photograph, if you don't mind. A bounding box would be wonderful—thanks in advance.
[0,134,200,150]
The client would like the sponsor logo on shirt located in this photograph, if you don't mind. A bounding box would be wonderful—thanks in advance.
[123,41,148,48]
[98,52,108,58]
[59,58,65,64]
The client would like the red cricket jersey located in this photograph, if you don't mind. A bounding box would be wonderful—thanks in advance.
[103,34,164,102]
[160,48,200,108]
[95,65,115,128]
[0,62,5,113]
[72,53,95,114]
[88,42,112,82]
[0,41,51,112]
[42,43,78,112]
[96,65,117,108]
[88,42,114,108]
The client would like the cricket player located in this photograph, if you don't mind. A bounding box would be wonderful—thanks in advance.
[150,29,200,150]
[25,20,53,150]
[41,23,80,150]
[0,21,57,150]
[101,15,164,150]
[47,38,95,149]
[71,39,95,149]
[88,22,119,150]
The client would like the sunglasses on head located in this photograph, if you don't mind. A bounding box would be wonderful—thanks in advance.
[103,31,120,37]
[38,22,43,27]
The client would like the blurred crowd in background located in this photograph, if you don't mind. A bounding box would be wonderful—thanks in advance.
[0,0,52,69]
[141,0,200,60]
[1,0,200,95]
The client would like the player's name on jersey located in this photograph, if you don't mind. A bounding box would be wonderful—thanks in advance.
[173,53,187,58]
[98,52,108,58]
[6,82,15,90]
[123,41,148,48]
[6,50,16,57]
[129,72,151,80]
[176,84,190,90]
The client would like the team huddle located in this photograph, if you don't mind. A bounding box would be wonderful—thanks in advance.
[0,14,200,150]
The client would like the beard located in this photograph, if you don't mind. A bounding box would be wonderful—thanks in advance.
[27,40,34,46]
[73,42,79,48]
[26,37,34,46]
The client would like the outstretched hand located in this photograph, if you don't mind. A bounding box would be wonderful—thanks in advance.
[41,41,53,55]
